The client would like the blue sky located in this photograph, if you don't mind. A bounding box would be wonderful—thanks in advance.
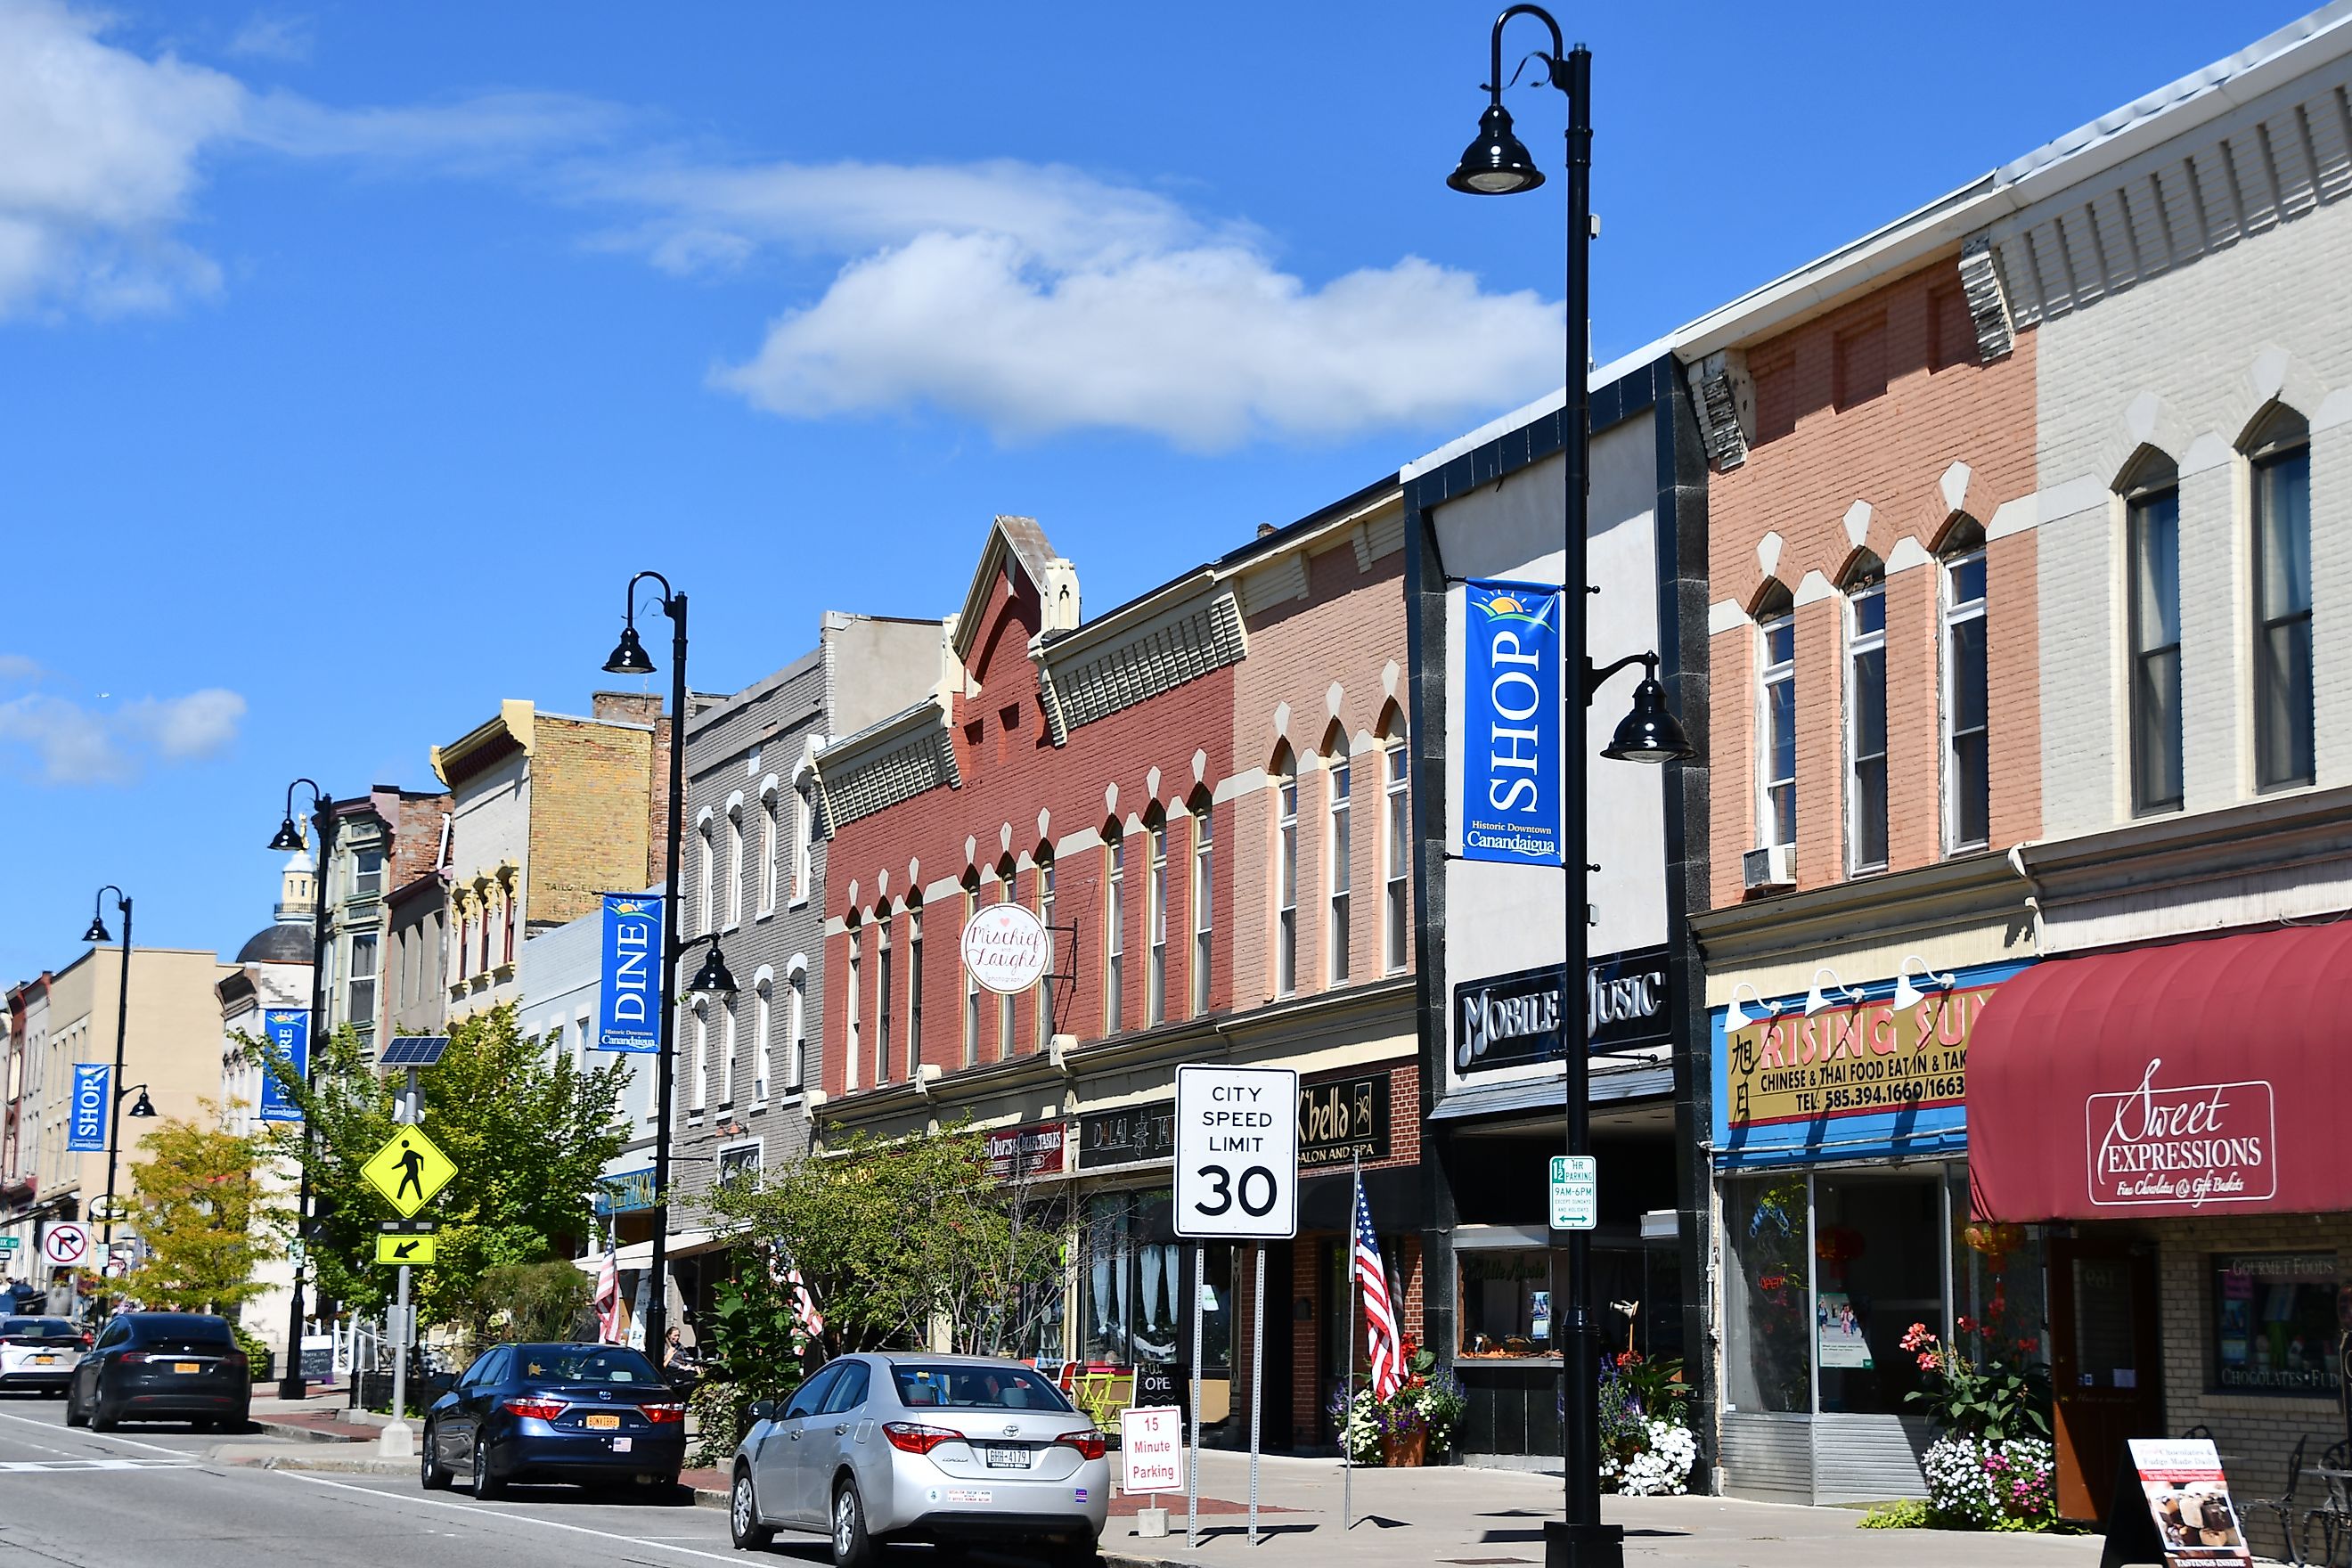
[0,0,2311,983]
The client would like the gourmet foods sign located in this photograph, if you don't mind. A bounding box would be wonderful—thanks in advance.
[2087,1059,2275,1210]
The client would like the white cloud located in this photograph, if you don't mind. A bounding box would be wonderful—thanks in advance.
[604,157,1562,449]
[225,12,312,63]
[0,681,246,785]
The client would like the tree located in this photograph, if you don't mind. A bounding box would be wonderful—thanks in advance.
[704,1120,1066,1358]
[120,1113,289,1315]
[253,1003,628,1331]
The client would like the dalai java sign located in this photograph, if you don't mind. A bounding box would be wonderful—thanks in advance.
[2087,1059,2275,1210]
[1724,985,1990,1129]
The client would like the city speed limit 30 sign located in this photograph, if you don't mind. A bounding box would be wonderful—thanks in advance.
[1174,1065,1299,1240]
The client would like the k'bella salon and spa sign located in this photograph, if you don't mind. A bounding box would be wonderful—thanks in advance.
[1724,985,1990,1130]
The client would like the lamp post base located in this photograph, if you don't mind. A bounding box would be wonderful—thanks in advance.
[1544,1520,1625,1568]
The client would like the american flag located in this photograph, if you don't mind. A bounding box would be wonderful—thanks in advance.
[592,1238,621,1344]
[771,1245,825,1347]
[1353,1177,1402,1401]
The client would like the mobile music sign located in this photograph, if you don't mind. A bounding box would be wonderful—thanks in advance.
[1173,1065,1298,1549]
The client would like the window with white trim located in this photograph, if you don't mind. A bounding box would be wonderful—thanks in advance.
[875,912,893,1085]
[697,821,715,935]
[788,967,807,1092]
[844,930,862,1092]
[997,863,1017,1057]
[962,878,980,1066]
[1381,724,1409,973]
[1189,802,1213,1014]
[1036,853,1057,1048]
[2126,451,2184,815]
[759,789,779,916]
[1105,832,1126,1031]
[1843,560,1888,873]
[1327,747,1352,985]
[1755,589,1796,849]
[753,978,772,1103]
[1147,817,1169,1025]
[908,905,924,1074]
[2250,405,2315,790]
[719,992,738,1106]
[1273,747,1298,995]
[691,1001,708,1112]
[792,784,814,904]
[1940,521,1989,852]
[726,803,746,927]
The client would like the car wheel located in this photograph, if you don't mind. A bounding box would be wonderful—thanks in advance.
[471,1433,503,1499]
[89,1397,118,1433]
[63,1385,86,1428]
[729,1466,774,1550]
[830,1478,877,1568]
[421,1423,452,1490]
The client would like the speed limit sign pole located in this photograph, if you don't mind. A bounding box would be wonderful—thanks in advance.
[1174,1064,1299,1550]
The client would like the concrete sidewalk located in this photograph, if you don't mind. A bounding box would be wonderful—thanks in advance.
[1099,1451,2108,1568]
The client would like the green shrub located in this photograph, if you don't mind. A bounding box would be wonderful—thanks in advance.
[1858,1499,1932,1530]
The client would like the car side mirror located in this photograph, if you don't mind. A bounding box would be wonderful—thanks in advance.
[747,1400,777,1424]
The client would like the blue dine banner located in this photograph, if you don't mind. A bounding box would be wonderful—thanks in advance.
[1461,579,1564,866]
[258,1009,308,1123]
[598,894,665,1052]
[67,1064,109,1152]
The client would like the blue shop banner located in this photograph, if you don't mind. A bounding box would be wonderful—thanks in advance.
[597,894,665,1052]
[1460,580,1563,866]
[1711,958,2034,1169]
[257,1009,308,1123]
[66,1065,109,1152]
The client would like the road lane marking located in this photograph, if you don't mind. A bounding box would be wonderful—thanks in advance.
[0,1409,197,1458]
[0,1458,192,1472]
[275,1471,744,1564]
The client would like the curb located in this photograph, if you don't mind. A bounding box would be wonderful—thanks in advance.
[250,1417,373,1447]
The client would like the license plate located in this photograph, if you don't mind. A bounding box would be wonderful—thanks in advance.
[173,1362,200,1374]
[584,1413,620,1430]
[32,1357,53,1366]
[983,1445,1029,1469]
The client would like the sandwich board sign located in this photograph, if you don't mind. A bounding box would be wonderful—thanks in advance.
[1173,1065,1299,1240]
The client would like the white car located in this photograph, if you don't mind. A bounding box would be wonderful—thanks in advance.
[0,1317,86,1392]
[728,1353,1109,1567]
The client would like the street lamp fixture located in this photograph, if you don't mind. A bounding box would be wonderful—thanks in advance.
[1445,10,1695,1567]
[80,886,134,1256]
[121,1084,157,1119]
[599,568,690,1361]
[266,776,336,1401]
[688,935,738,1000]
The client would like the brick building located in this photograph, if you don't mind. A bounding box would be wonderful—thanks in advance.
[316,785,451,1058]
[429,693,674,1023]
[811,491,1421,1452]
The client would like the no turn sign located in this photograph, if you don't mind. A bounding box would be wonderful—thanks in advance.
[40,1222,91,1269]
[1173,1065,1299,1240]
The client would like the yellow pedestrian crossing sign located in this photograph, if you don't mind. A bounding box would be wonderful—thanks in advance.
[375,1233,437,1266]
[360,1127,455,1218]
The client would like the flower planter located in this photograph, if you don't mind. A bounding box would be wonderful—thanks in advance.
[1381,1428,1427,1467]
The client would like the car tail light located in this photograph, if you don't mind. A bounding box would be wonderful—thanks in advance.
[640,1403,685,1425]
[502,1398,566,1421]
[118,1352,150,1364]
[223,1352,247,1372]
[1055,1429,1108,1461]
[882,1422,961,1455]
[78,1333,93,1348]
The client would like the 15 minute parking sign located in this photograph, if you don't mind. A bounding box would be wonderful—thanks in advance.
[1174,1065,1299,1240]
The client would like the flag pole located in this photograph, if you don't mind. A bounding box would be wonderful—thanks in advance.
[1343,1150,1359,1531]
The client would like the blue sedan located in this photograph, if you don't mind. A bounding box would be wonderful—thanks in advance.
[421,1342,685,1498]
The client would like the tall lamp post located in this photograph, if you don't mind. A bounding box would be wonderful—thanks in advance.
[599,571,695,1362]
[267,778,338,1401]
[1446,12,1694,1568]
[79,886,135,1251]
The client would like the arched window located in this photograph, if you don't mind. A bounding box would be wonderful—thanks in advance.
[2249,404,2314,788]
[843,919,862,1092]
[1323,727,1352,986]
[997,857,1019,1057]
[1753,582,1796,850]
[725,797,747,927]
[906,897,925,1074]
[1841,553,1888,872]
[1144,813,1169,1025]
[1378,711,1409,973]
[961,871,982,1066]
[753,972,773,1103]
[1035,846,1058,1048]
[1271,745,1299,994]
[758,783,780,917]
[791,783,814,904]
[691,999,709,1112]
[696,815,716,935]
[1104,825,1127,1030]
[2122,449,2183,814]
[1937,518,1989,851]
[875,908,894,1085]
[719,990,738,1106]
[1188,795,1215,1013]
[787,961,808,1093]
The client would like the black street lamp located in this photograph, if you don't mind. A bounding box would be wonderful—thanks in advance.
[1446,12,1691,1568]
[267,777,337,1401]
[600,571,690,1361]
[80,886,132,1252]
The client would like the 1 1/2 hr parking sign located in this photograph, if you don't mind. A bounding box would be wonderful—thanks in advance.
[1173,1065,1299,1240]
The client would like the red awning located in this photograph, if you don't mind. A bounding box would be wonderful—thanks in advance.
[1968,921,2352,1221]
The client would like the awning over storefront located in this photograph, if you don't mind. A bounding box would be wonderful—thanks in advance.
[1968,922,2352,1221]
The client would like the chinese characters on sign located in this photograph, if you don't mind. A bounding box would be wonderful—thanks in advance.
[1723,985,1989,1129]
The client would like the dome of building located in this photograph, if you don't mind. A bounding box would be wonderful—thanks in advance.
[235,921,314,967]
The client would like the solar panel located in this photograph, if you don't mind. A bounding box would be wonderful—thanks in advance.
[380,1035,450,1067]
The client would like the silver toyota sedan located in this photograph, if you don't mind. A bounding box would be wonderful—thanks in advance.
[728,1353,1109,1567]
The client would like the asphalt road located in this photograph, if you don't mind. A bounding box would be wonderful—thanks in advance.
[0,1395,853,1568]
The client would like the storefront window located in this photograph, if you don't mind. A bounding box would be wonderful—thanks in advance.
[1723,1174,1810,1413]
[2213,1253,2340,1395]
[1948,1166,2046,1376]
[1458,1250,1554,1359]
[1080,1189,1226,1369]
[1813,1169,1943,1415]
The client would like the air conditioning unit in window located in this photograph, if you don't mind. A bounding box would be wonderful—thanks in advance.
[1742,845,1796,892]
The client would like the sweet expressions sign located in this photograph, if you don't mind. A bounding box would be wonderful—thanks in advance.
[2087,1058,2275,1210]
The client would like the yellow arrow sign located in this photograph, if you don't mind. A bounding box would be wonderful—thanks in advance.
[360,1127,456,1218]
[375,1233,437,1266]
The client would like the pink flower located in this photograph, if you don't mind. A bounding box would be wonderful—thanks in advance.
[1916,1352,1938,1372]
[1956,1315,1974,1334]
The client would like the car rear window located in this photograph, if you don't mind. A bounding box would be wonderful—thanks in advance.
[892,1364,1072,1411]
[515,1345,662,1385]
[0,1319,78,1340]
[129,1316,233,1352]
